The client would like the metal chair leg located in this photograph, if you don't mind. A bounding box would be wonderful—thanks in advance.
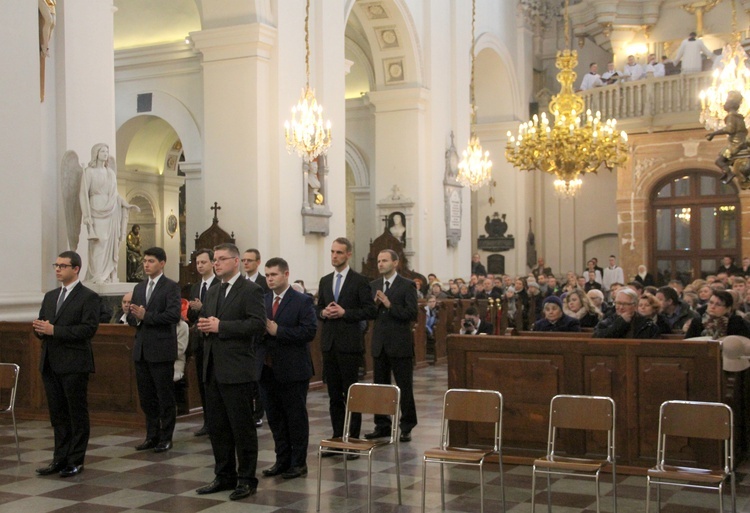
[344,450,349,497]
[546,472,552,513]
[440,463,445,510]
[595,471,600,513]
[612,464,617,513]
[395,442,402,505]
[718,481,723,513]
[421,459,428,513]
[316,448,323,512]
[498,451,506,513]
[367,453,372,513]
[479,463,484,513]
[731,472,737,513]
[645,476,651,513]
[11,411,18,463]
[530,466,537,512]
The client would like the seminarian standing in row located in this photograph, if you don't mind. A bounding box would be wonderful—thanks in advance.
[196,243,266,500]
[186,248,219,437]
[317,238,377,443]
[258,258,318,479]
[33,251,101,478]
[364,250,418,442]
[128,247,182,454]
[243,248,268,427]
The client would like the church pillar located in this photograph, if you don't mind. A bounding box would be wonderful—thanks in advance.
[350,187,371,272]
[160,176,184,280]
[191,23,276,251]
[181,161,203,256]
[366,88,430,269]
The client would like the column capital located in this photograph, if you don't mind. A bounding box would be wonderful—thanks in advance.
[190,22,277,62]
[180,161,202,180]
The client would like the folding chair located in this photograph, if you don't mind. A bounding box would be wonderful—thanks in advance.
[531,394,617,513]
[316,383,401,513]
[421,388,504,513]
[0,364,20,462]
[646,400,735,513]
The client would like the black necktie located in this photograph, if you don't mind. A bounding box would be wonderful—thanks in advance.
[217,282,229,312]
[200,282,207,303]
[385,281,390,293]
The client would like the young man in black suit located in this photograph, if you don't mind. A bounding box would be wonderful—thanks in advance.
[317,237,377,445]
[258,257,318,479]
[196,243,266,500]
[186,248,219,437]
[128,247,182,454]
[33,251,100,478]
[364,250,418,442]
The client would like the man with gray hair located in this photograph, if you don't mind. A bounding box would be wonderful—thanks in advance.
[593,288,660,339]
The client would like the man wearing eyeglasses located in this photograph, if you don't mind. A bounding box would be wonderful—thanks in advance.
[242,248,267,428]
[196,243,266,500]
[33,251,101,478]
[593,288,660,339]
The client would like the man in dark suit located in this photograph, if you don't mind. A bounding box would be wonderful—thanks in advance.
[33,251,100,478]
[364,250,418,442]
[258,257,317,479]
[127,247,181,454]
[196,243,266,500]
[243,248,268,427]
[317,237,377,445]
[186,248,219,437]
[111,292,132,324]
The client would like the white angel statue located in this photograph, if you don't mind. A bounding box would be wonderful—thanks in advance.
[61,143,140,284]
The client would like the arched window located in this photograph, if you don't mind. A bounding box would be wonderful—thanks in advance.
[650,170,740,285]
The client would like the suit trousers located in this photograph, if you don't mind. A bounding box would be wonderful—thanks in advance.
[134,360,176,443]
[322,350,361,438]
[373,353,417,433]
[259,366,310,468]
[206,362,258,486]
[41,361,90,466]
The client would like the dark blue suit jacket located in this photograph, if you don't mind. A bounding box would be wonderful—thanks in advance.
[37,282,100,374]
[128,275,182,362]
[257,288,318,382]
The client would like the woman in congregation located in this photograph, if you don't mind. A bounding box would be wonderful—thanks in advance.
[533,296,581,332]
[563,288,602,328]
[637,293,671,335]
[685,290,750,339]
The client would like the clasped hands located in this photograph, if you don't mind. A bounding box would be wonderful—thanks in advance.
[32,319,53,336]
[197,317,220,333]
[374,290,391,308]
[322,302,345,319]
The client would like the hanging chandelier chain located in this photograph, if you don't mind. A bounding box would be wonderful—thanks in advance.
[470,0,477,127]
[563,0,570,51]
[304,0,311,88]
[731,0,739,43]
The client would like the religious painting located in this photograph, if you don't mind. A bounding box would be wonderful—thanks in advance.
[166,212,178,238]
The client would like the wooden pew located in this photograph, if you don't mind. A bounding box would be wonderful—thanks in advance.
[446,333,740,473]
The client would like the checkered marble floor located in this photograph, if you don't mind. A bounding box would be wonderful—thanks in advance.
[0,364,747,512]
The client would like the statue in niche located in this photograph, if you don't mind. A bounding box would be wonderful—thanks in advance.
[308,164,323,205]
[126,224,145,282]
[62,143,140,283]
[388,212,407,247]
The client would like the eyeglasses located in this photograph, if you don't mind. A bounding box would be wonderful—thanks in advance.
[212,256,236,264]
[614,301,635,307]
[52,263,73,269]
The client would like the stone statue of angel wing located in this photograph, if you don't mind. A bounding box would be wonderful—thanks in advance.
[60,150,83,251]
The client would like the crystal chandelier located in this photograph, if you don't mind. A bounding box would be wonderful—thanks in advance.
[284,0,331,162]
[457,0,492,191]
[699,0,750,130]
[505,0,628,197]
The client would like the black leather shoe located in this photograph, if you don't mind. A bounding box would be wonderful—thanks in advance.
[282,465,308,479]
[254,419,263,428]
[364,429,390,440]
[229,483,256,501]
[36,461,66,476]
[194,425,209,437]
[196,478,237,495]
[262,463,289,477]
[135,439,158,451]
[399,432,412,442]
[346,454,360,461]
[153,441,172,453]
[59,465,83,478]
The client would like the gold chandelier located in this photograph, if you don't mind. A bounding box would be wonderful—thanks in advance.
[505,0,628,197]
[699,0,750,130]
[457,0,492,191]
[284,0,332,162]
